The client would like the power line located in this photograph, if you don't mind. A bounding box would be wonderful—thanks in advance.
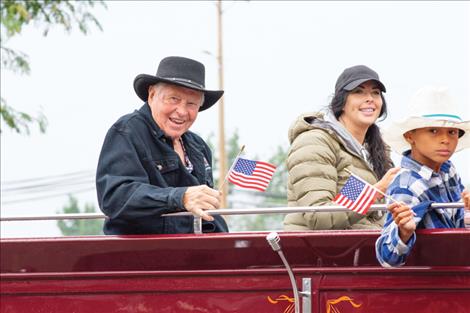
[1,171,285,204]
[2,177,95,193]
[1,186,95,204]
[1,170,96,204]
[2,170,94,186]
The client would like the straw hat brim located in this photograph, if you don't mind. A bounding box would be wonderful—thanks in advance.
[383,117,470,153]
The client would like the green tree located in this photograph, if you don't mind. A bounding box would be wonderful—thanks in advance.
[263,145,288,205]
[206,129,242,190]
[57,195,102,236]
[226,129,242,194]
[229,144,288,232]
[206,131,289,231]
[0,0,105,134]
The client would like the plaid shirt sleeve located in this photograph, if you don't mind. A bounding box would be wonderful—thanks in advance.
[375,170,426,267]
[451,170,466,228]
[376,220,416,267]
[376,156,466,267]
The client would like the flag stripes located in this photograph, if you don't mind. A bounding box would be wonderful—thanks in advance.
[333,174,378,215]
[228,158,276,192]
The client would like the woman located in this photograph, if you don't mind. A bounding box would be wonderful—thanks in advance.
[283,65,398,230]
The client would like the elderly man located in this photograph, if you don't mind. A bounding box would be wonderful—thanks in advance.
[96,56,228,234]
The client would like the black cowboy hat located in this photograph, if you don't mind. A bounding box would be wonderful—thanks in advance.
[133,56,223,111]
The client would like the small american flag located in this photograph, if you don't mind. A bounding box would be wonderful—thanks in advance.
[333,175,378,215]
[228,158,276,192]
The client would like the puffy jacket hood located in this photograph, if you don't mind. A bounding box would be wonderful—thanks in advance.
[288,111,369,162]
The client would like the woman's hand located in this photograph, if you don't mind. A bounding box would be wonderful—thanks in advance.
[462,190,470,226]
[374,167,400,197]
[462,190,470,209]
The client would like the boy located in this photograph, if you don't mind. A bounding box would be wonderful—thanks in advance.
[376,86,470,267]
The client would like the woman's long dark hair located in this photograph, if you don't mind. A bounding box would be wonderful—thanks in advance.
[329,89,393,179]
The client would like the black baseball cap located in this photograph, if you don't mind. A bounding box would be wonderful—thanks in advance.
[335,65,386,94]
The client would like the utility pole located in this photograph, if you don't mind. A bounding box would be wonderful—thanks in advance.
[216,0,227,208]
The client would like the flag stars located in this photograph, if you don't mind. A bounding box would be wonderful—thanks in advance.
[334,175,378,215]
[342,178,366,200]
[233,159,256,175]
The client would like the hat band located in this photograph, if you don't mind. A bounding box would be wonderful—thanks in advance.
[161,77,204,89]
[422,114,462,122]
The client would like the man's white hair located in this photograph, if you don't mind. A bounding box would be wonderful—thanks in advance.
[150,82,204,107]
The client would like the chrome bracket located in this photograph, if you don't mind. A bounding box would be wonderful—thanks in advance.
[301,277,312,313]
[193,216,202,234]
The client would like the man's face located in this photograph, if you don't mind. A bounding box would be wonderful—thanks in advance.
[405,127,459,171]
[148,83,203,139]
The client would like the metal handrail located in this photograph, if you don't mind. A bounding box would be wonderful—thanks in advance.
[0,203,465,222]
[0,213,106,222]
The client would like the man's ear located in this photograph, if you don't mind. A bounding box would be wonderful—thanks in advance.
[403,131,414,145]
[148,85,156,101]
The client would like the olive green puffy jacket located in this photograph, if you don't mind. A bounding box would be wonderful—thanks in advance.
[283,112,386,230]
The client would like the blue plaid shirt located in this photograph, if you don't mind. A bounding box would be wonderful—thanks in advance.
[376,150,465,267]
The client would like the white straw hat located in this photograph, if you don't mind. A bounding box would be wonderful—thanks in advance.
[383,86,470,153]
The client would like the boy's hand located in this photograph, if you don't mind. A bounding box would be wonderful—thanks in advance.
[388,202,416,243]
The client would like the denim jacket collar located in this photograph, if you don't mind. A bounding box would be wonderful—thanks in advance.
[138,103,167,139]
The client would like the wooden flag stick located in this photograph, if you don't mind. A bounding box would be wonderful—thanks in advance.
[218,145,245,192]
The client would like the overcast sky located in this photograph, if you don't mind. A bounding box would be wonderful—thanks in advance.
[1,1,469,237]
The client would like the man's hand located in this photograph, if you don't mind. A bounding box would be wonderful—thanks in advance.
[183,185,221,222]
[388,202,416,243]
[374,167,400,198]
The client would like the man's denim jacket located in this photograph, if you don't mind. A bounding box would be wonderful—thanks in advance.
[96,103,228,235]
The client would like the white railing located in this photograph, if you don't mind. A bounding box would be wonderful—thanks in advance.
[1,203,467,234]
[0,202,464,221]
